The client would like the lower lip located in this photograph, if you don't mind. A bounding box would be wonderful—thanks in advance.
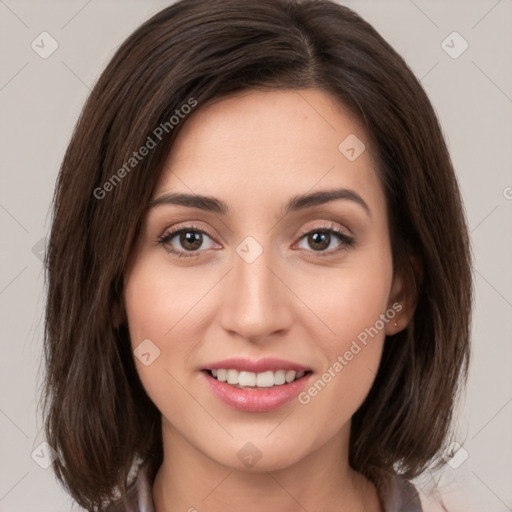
[202,371,312,412]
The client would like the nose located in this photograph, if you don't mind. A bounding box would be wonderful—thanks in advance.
[219,243,294,343]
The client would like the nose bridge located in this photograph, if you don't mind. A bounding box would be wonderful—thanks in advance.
[220,238,292,339]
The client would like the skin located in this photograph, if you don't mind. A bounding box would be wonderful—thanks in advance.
[124,89,415,512]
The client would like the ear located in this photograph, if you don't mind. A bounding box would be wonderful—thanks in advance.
[385,254,422,336]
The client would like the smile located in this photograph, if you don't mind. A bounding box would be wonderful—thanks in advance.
[207,369,308,388]
[201,357,313,412]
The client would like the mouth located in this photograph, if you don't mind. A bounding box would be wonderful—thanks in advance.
[200,357,313,412]
[203,368,312,389]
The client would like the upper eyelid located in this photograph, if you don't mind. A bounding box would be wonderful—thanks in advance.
[160,221,350,240]
[159,223,353,252]
[158,224,215,244]
[297,222,349,237]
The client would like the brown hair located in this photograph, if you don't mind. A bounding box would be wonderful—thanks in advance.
[42,0,473,509]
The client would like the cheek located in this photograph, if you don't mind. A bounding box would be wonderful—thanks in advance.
[125,258,177,342]
[124,254,213,348]
[291,252,393,348]
[292,251,393,417]
[296,283,388,433]
[123,257,201,402]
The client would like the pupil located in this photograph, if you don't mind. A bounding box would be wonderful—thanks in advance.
[181,231,202,250]
[309,231,329,251]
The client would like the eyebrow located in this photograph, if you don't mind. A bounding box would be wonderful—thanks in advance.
[149,187,371,218]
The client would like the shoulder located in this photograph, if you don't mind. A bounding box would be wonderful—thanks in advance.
[104,459,155,512]
[379,474,423,512]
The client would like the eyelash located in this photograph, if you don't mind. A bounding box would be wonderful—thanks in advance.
[156,222,356,259]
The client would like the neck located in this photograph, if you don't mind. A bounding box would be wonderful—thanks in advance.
[152,418,381,512]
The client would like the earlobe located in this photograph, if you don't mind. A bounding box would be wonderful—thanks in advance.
[386,254,422,335]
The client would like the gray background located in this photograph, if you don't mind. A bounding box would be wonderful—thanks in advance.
[1,1,511,511]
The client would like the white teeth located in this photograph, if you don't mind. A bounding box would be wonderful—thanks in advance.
[285,370,296,383]
[238,371,256,386]
[256,371,274,387]
[209,368,307,387]
[274,369,286,385]
[227,369,238,385]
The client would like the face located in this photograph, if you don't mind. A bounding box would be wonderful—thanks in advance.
[124,88,406,471]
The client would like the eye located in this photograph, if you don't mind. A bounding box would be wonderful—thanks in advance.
[157,225,219,258]
[295,223,355,257]
[157,222,355,259]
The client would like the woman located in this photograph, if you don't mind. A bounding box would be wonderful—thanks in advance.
[42,1,473,511]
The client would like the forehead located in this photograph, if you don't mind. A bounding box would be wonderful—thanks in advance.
[154,89,385,218]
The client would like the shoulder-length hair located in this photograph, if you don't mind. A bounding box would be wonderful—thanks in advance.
[42,0,473,509]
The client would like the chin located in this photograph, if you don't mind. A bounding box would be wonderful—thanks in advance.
[199,430,315,473]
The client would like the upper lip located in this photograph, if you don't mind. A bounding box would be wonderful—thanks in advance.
[202,357,311,373]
